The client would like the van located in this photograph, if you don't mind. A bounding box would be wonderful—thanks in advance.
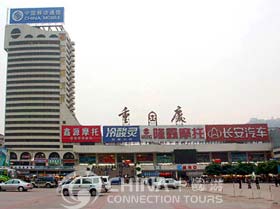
[61,176,105,196]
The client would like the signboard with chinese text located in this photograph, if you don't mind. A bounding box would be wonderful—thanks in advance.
[102,126,140,143]
[140,125,205,142]
[205,124,269,142]
[61,126,102,143]
[9,7,64,24]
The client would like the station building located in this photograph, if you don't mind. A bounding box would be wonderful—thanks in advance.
[3,7,279,177]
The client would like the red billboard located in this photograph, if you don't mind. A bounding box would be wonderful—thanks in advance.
[205,124,269,142]
[61,126,102,143]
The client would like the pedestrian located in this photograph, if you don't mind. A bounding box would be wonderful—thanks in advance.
[247,178,252,189]
[238,178,242,189]
[255,178,260,190]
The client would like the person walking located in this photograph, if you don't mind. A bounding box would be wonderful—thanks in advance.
[255,177,260,190]
[237,178,242,189]
[247,178,252,189]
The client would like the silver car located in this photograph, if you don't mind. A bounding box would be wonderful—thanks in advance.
[0,179,33,192]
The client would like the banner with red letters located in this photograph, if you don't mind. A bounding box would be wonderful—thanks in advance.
[61,125,102,143]
[205,124,269,142]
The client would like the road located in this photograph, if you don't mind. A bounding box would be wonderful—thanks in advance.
[0,184,279,209]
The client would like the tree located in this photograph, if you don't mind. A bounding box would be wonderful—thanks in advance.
[205,163,222,175]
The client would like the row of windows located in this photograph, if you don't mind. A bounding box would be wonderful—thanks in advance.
[6,109,60,113]
[5,133,60,136]
[63,145,73,148]
[6,97,59,101]
[8,63,60,68]
[7,80,60,84]
[8,69,60,73]
[7,91,60,95]
[6,115,59,119]
[8,57,60,62]
[24,34,58,39]
[274,151,280,155]
[5,139,60,142]
[7,74,60,79]
[5,145,60,148]
[7,47,60,51]
[6,121,60,124]
[9,40,60,46]
[7,86,60,90]
[6,103,60,107]
[9,52,60,57]
[5,127,60,130]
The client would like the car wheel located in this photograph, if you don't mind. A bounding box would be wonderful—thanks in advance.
[46,183,51,188]
[63,189,69,196]
[0,186,2,191]
[18,186,24,192]
[90,189,97,196]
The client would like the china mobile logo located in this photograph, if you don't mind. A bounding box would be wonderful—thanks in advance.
[58,171,99,209]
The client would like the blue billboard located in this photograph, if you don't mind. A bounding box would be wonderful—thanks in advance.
[10,7,64,24]
[103,126,140,143]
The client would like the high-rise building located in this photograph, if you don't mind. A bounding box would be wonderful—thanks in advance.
[4,24,79,166]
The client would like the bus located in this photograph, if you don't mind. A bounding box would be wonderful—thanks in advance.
[0,167,17,183]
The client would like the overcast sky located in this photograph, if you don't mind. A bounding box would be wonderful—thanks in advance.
[1,0,280,133]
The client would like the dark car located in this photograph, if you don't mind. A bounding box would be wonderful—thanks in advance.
[32,176,58,188]
[110,177,122,185]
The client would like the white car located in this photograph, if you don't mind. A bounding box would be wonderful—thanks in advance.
[0,179,33,192]
[154,178,180,189]
[61,176,105,196]
[101,176,111,192]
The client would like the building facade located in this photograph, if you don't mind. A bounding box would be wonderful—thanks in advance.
[4,24,79,171]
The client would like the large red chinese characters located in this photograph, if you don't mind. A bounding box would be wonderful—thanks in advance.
[205,124,269,142]
[61,126,102,143]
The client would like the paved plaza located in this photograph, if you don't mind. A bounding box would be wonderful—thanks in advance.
[0,183,280,209]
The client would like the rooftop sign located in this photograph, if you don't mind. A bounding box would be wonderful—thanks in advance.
[9,7,64,24]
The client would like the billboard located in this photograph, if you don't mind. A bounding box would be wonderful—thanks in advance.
[0,148,7,166]
[140,125,205,142]
[9,7,64,24]
[103,126,140,143]
[61,126,102,143]
[205,124,269,142]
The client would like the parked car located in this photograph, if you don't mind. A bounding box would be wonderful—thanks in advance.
[0,179,33,192]
[32,176,58,188]
[101,176,111,192]
[61,176,105,196]
[110,177,122,185]
[154,178,180,189]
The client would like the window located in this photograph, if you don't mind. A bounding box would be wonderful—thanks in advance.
[37,34,46,38]
[11,28,21,39]
[92,178,100,184]
[24,34,33,38]
[50,34,58,38]
[73,179,81,184]
[82,178,92,184]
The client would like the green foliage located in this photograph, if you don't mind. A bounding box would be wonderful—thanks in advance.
[205,163,222,175]
[256,161,279,175]
[205,161,280,176]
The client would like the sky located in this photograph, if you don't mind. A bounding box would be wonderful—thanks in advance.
[1,0,280,133]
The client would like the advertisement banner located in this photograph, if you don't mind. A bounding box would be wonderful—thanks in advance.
[205,124,269,142]
[140,125,205,142]
[10,7,64,24]
[61,126,102,143]
[0,148,7,166]
[103,126,140,143]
